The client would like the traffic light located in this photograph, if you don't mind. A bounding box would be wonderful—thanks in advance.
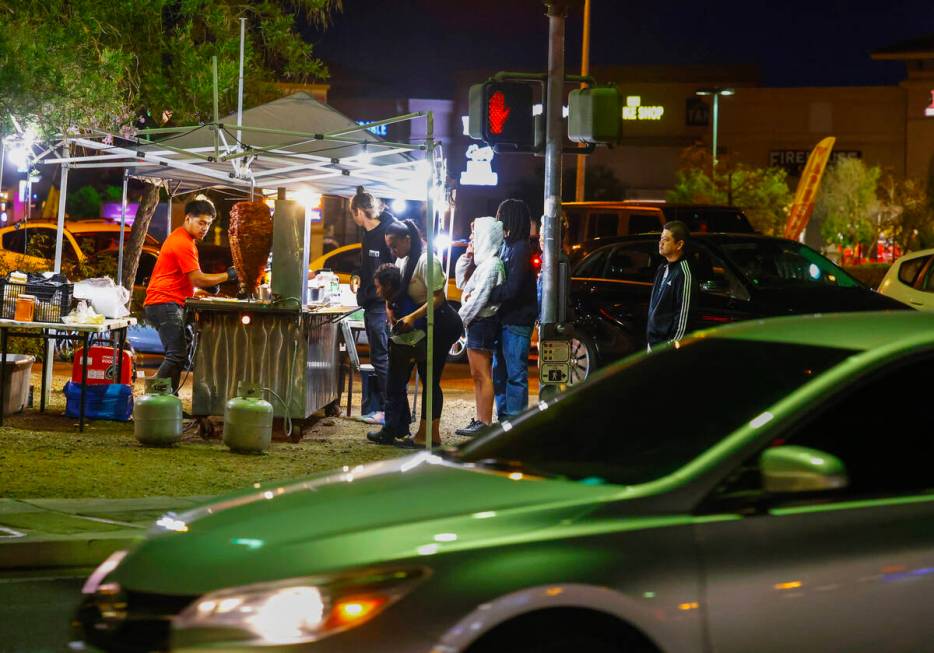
[468,82,535,150]
[568,86,622,144]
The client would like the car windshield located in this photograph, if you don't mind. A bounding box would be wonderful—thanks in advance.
[719,240,860,289]
[451,339,855,486]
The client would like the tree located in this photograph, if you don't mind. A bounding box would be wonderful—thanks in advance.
[878,174,934,252]
[814,158,881,256]
[0,0,341,289]
[667,146,792,235]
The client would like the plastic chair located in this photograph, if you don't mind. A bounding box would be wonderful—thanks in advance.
[339,319,376,417]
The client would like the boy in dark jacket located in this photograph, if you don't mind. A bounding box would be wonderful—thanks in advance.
[647,221,696,349]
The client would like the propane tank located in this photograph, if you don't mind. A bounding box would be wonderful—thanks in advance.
[223,381,273,453]
[134,377,182,446]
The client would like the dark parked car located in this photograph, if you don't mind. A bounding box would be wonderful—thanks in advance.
[567,233,908,382]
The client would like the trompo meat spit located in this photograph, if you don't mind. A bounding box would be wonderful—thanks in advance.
[228,201,273,297]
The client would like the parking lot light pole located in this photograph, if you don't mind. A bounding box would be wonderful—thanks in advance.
[695,87,734,167]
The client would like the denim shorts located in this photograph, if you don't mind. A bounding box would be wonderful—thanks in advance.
[467,315,499,352]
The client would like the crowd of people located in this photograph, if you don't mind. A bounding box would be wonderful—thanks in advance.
[349,185,695,448]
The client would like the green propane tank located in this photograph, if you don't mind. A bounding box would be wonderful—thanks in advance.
[134,377,182,446]
[223,382,273,453]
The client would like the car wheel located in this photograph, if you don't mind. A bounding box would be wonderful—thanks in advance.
[447,302,467,363]
[568,333,597,384]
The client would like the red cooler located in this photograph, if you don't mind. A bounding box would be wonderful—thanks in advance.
[72,346,134,385]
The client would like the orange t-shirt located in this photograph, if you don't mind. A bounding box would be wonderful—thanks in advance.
[144,227,201,307]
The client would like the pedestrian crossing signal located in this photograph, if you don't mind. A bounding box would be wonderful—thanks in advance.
[468,82,534,150]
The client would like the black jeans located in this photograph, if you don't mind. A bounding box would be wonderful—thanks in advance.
[384,303,463,436]
[144,302,187,392]
[362,307,390,414]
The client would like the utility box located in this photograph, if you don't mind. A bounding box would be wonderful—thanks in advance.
[568,86,622,144]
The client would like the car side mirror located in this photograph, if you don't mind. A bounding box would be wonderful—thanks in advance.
[759,446,848,494]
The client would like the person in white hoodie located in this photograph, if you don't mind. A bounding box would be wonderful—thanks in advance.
[454,216,505,436]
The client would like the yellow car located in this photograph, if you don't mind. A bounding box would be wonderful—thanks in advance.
[0,219,162,286]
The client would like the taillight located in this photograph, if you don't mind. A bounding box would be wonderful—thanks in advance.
[531,255,542,272]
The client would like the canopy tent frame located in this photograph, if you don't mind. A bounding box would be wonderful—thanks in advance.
[30,100,449,446]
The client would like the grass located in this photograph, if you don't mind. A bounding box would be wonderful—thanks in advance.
[0,370,408,499]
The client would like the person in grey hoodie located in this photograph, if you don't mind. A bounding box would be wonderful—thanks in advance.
[454,216,505,436]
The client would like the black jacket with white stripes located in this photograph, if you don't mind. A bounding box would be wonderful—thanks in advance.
[646,257,697,346]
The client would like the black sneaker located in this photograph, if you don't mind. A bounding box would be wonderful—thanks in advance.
[367,428,408,445]
[461,419,488,436]
[455,418,482,436]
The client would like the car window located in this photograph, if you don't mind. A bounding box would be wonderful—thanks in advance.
[564,210,586,244]
[591,212,620,240]
[918,260,934,292]
[627,212,662,234]
[897,256,929,286]
[687,246,749,300]
[605,243,660,282]
[136,252,157,286]
[719,240,860,289]
[453,339,856,486]
[712,354,934,504]
[322,249,360,275]
[24,228,56,259]
[2,229,25,253]
[573,247,610,277]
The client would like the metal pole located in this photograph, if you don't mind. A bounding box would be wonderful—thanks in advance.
[712,92,719,167]
[0,138,6,203]
[541,2,566,328]
[574,0,591,202]
[212,55,220,160]
[117,169,129,287]
[165,188,173,238]
[424,112,435,449]
[237,18,246,147]
[48,139,70,407]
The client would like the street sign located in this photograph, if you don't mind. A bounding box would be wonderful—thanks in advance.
[540,339,570,363]
[540,362,570,385]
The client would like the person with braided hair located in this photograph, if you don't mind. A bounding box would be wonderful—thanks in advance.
[366,219,463,448]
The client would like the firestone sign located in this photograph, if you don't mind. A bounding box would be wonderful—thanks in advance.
[769,149,861,176]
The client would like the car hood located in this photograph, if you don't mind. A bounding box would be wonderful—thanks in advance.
[112,454,620,595]
[753,285,909,314]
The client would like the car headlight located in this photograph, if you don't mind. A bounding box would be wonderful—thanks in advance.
[173,567,428,646]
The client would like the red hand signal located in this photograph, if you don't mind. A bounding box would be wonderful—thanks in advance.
[488,91,511,135]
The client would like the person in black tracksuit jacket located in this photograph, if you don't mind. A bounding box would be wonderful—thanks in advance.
[351,187,398,420]
[646,221,697,350]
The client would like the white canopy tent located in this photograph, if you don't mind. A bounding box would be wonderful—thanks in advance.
[26,91,451,436]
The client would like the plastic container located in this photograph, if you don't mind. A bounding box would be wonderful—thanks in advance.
[0,354,35,416]
[223,382,273,453]
[134,377,182,446]
[14,294,36,322]
[63,382,133,421]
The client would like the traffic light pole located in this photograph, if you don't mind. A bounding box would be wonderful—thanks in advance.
[539,1,569,400]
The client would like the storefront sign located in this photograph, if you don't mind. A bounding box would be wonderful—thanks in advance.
[926,90,934,117]
[622,96,665,121]
[460,144,498,186]
[769,149,860,177]
[356,120,388,137]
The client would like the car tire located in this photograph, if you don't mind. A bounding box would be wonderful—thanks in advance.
[568,332,597,384]
[447,301,467,363]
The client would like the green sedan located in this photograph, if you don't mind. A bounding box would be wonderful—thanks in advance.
[73,311,934,652]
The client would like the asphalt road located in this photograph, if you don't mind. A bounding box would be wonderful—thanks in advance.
[0,570,88,652]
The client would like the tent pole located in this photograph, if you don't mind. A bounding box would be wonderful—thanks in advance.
[424,112,435,450]
[117,169,129,288]
[237,18,246,148]
[47,139,70,406]
[165,185,172,239]
[212,55,220,161]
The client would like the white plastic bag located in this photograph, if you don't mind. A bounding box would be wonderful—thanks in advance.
[73,277,130,318]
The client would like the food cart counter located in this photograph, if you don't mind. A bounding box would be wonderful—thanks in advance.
[187,297,357,441]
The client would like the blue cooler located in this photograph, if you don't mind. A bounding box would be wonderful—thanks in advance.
[63,382,134,422]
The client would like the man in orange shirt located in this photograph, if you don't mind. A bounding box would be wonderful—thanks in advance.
[144,197,237,391]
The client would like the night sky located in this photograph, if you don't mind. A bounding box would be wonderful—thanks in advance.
[309,0,934,97]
